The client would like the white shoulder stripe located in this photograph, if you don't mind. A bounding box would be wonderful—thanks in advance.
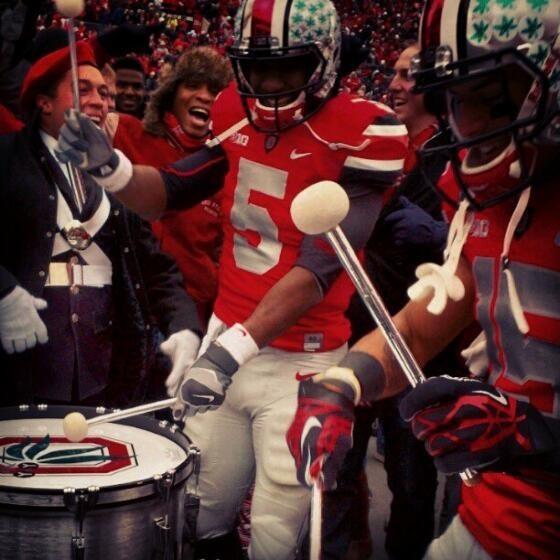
[363,124,408,137]
[344,156,404,172]
[351,98,396,114]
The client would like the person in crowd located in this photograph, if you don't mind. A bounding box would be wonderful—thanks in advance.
[53,0,408,557]
[0,42,202,408]
[110,46,232,333]
[113,55,147,118]
[287,1,560,559]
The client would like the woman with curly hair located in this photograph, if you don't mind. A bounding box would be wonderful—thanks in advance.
[110,46,233,324]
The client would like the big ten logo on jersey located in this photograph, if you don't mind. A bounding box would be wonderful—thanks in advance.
[469,217,489,239]
[304,333,324,352]
[231,131,249,147]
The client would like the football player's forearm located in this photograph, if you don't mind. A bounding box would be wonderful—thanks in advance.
[113,165,167,221]
[349,256,476,400]
[243,266,323,349]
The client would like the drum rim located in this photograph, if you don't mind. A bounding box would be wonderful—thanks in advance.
[0,405,196,504]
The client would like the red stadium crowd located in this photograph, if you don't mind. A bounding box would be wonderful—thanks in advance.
[35,0,423,100]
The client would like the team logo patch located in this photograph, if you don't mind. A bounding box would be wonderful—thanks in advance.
[0,434,136,477]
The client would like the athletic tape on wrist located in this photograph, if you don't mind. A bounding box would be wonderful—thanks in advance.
[338,351,386,403]
[92,149,133,192]
[215,323,259,366]
[316,366,362,405]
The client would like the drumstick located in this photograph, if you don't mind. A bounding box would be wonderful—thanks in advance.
[63,397,177,442]
[290,181,479,486]
[54,0,87,210]
[309,480,322,560]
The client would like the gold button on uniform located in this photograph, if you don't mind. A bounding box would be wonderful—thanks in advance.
[71,313,79,323]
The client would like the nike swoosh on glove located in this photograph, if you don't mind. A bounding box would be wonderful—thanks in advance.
[399,375,556,474]
[286,379,354,489]
[177,340,239,418]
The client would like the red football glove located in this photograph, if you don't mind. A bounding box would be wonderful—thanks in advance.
[399,375,556,474]
[286,379,355,489]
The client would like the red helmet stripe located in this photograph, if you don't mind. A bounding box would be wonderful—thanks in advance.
[251,0,276,39]
[420,0,445,51]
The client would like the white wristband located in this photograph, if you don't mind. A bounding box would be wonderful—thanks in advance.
[316,366,362,405]
[92,149,133,193]
[216,323,259,366]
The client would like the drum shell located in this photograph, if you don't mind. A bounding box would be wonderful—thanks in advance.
[0,485,186,559]
[0,406,197,560]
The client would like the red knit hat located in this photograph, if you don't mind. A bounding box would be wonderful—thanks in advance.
[20,41,98,114]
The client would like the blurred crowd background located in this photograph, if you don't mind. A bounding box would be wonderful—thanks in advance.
[31,0,423,102]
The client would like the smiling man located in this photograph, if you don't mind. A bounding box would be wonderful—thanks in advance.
[111,46,233,324]
[113,55,147,118]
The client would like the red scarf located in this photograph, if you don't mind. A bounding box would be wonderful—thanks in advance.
[163,112,205,153]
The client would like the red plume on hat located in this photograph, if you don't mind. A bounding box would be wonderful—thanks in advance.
[20,41,98,115]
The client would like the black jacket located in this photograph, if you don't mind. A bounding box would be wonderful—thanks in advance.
[0,125,201,407]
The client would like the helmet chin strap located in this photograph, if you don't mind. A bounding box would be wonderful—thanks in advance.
[253,91,306,130]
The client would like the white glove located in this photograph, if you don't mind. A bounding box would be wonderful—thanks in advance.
[161,329,201,397]
[0,286,48,354]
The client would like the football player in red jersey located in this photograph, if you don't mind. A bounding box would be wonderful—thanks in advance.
[286,1,560,559]
[54,0,408,557]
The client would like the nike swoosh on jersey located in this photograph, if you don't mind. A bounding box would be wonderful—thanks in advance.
[290,150,312,160]
[295,371,320,381]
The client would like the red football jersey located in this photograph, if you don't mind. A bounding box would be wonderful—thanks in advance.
[211,84,408,351]
[442,174,560,559]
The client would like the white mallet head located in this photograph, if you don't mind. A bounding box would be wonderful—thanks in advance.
[54,0,85,18]
[291,181,350,235]
[63,412,88,442]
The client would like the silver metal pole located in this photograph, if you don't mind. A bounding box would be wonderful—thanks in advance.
[325,226,478,485]
[65,17,86,210]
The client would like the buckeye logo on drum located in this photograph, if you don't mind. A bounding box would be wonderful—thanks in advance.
[0,434,136,477]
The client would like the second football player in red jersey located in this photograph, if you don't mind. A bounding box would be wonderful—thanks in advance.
[55,0,407,557]
[286,1,560,559]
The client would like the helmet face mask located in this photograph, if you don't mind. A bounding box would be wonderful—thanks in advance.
[229,0,341,134]
[413,0,560,209]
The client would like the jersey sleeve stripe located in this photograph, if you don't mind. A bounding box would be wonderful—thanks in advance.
[363,124,409,137]
[344,155,404,172]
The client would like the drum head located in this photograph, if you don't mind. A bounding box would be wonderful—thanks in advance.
[0,405,194,504]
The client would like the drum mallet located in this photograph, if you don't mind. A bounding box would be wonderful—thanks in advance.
[290,181,479,490]
[54,0,87,209]
[63,398,177,442]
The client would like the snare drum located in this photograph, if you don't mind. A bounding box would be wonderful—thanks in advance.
[0,405,200,560]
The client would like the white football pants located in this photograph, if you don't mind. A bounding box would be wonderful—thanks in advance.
[184,314,347,560]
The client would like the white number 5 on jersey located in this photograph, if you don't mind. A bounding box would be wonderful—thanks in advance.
[231,158,287,275]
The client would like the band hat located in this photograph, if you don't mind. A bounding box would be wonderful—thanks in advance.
[21,41,97,114]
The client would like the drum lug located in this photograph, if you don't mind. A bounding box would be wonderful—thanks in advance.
[64,486,99,560]
[183,446,201,545]
[153,470,175,559]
